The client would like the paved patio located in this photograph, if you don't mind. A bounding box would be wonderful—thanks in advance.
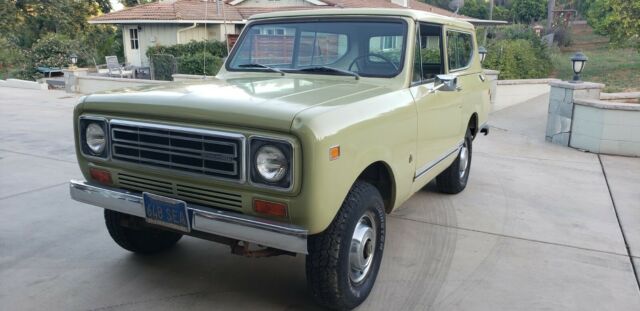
[0,85,639,310]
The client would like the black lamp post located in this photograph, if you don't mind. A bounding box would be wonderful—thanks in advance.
[478,46,487,63]
[570,52,588,83]
[69,53,78,70]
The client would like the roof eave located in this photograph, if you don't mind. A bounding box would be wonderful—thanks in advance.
[88,19,247,24]
[463,19,509,26]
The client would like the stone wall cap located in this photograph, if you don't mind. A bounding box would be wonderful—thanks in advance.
[600,92,640,100]
[77,76,167,84]
[549,80,605,90]
[497,78,560,85]
[574,98,640,111]
[172,74,216,79]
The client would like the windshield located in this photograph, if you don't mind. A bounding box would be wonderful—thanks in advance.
[227,19,407,78]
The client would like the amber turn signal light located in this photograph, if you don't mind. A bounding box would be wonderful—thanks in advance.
[254,199,288,217]
[329,145,340,161]
[89,168,112,185]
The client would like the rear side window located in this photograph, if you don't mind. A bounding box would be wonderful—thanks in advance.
[446,31,474,70]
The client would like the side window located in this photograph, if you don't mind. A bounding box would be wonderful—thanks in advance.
[446,31,474,71]
[413,23,443,83]
[129,28,139,50]
[298,31,348,67]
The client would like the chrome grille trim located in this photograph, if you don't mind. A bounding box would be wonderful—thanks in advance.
[116,173,243,211]
[109,119,246,183]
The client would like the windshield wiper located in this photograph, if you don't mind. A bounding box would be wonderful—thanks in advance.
[296,66,360,80]
[237,63,285,76]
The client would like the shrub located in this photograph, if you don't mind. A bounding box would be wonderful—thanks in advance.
[553,28,573,47]
[177,52,223,76]
[147,40,228,59]
[150,54,177,81]
[0,37,26,79]
[30,33,81,68]
[483,39,552,79]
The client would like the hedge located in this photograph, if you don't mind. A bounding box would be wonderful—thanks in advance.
[147,40,227,59]
[148,40,227,80]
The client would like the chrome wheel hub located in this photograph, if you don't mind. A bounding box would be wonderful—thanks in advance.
[459,141,469,179]
[349,212,376,284]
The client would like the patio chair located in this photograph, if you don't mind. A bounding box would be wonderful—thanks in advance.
[92,57,109,75]
[105,56,133,78]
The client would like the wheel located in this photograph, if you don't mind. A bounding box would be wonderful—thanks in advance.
[436,128,473,194]
[306,181,386,310]
[104,209,183,254]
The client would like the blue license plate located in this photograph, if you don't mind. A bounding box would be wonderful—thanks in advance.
[143,192,190,232]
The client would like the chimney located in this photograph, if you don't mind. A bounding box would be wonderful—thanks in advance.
[391,0,409,8]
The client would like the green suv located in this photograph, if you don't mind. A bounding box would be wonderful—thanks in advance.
[70,8,490,310]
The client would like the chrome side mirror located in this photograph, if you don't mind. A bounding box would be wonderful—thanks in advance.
[430,74,458,93]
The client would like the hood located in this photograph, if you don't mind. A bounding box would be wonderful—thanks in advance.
[81,76,388,132]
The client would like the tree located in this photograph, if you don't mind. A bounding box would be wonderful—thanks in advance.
[120,0,155,7]
[511,0,547,23]
[459,0,489,19]
[585,0,640,50]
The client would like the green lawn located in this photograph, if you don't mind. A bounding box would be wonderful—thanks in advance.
[550,46,640,93]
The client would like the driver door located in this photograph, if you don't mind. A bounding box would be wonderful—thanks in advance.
[410,23,462,188]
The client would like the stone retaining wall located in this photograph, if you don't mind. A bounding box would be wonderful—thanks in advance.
[571,99,640,157]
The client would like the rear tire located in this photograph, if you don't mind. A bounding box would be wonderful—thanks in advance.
[436,128,472,194]
[306,181,386,310]
[104,210,182,254]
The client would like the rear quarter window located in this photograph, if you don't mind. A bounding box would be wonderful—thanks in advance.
[446,31,474,71]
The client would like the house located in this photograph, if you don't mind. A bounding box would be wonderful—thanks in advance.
[89,0,488,67]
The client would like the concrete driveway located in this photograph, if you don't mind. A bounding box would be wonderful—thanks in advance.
[1,86,639,310]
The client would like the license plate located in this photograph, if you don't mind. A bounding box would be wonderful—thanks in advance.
[143,192,190,233]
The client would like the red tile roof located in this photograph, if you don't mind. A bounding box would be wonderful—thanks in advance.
[90,0,464,23]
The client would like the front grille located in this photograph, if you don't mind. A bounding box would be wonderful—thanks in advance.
[117,173,243,210]
[110,120,244,181]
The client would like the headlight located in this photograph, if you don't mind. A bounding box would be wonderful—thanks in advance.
[79,116,109,159]
[85,123,106,154]
[255,145,288,182]
[250,137,293,190]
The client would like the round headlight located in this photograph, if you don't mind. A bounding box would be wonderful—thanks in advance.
[255,145,288,182]
[85,123,106,154]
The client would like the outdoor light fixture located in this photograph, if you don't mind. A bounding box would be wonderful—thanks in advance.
[69,53,78,70]
[478,46,487,63]
[570,52,588,83]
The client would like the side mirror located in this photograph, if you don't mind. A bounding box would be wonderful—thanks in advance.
[431,74,458,93]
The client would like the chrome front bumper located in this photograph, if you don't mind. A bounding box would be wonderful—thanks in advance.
[69,180,308,254]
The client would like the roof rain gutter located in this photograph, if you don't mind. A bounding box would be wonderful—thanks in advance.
[177,23,197,44]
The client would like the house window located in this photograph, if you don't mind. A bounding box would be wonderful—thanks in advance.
[263,27,286,36]
[130,28,139,50]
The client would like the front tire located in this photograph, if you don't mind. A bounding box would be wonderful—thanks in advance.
[436,128,473,194]
[104,210,183,254]
[306,181,386,310]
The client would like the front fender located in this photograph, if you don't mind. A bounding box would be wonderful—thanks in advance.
[289,89,417,234]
